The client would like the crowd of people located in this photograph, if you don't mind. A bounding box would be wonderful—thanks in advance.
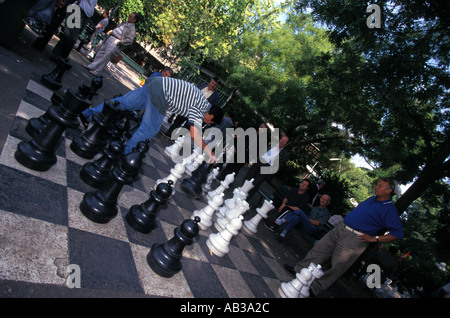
[13,0,406,298]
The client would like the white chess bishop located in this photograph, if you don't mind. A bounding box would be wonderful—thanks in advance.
[207,215,243,257]
[206,172,235,201]
[243,199,274,235]
[278,263,324,298]
[191,193,224,231]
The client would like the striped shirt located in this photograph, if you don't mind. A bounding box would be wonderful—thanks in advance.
[146,77,211,127]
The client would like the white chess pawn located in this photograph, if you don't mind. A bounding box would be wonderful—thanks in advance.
[278,263,324,298]
[243,199,274,235]
[185,147,204,175]
[155,158,187,193]
[164,135,185,159]
[206,172,235,201]
[203,167,220,192]
[215,198,249,232]
[192,193,224,230]
[207,215,243,257]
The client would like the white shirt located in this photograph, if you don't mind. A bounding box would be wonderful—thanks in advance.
[261,146,282,166]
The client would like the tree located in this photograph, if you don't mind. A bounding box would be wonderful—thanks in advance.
[294,0,450,214]
[98,0,255,67]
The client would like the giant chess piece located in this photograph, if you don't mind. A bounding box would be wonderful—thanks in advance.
[154,158,187,193]
[180,162,210,199]
[15,85,91,171]
[147,216,201,278]
[206,172,235,201]
[87,75,103,101]
[79,146,143,223]
[40,57,72,91]
[70,100,121,159]
[214,197,250,232]
[80,140,124,188]
[192,193,224,231]
[25,91,64,137]
[207,215,243,257]
[125,180,173,233]
[243,199,274,235]
[278,263,324,298]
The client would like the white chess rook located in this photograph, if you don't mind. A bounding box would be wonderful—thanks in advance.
[207,215,243,257]
[278,263,324,298]
[192,193,224,230]
[243,199,274,235]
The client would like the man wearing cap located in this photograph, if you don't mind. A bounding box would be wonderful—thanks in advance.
[284,177,404,297]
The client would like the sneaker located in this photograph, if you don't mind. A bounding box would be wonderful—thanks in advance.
[264,220,276,232]
[24,17,43,37]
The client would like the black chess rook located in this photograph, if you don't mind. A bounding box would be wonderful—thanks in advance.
[125,180,173,233]
[14,86,91,171]
[70,100,121,159]
[147,216,201,278]
[79,146,143,223]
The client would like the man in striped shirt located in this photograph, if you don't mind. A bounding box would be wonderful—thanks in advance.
[80,77,224,162]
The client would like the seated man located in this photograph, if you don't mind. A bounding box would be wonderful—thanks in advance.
[264,179,310,232]
[275,194,331,241]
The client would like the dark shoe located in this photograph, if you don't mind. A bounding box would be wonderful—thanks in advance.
[24,17,43,37]
[264,220,276,232]
[79,113,89,129]
[283,264,296,276]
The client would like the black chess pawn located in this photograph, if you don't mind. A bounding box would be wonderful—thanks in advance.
[80,140,124,188]
[40,57,72,91]
[15,86,91,171]
[87,76,103,101]
[70,100,121,159]
[79,146,143,224]
[125,180,173,233]
[147,216,201,278]
[180,162,210,199]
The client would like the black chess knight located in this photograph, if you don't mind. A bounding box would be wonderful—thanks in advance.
[70,99,121,159]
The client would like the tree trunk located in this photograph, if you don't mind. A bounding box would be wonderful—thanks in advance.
[395,137,450,214]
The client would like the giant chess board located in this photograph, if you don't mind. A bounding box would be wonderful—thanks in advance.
[0,75,294,298]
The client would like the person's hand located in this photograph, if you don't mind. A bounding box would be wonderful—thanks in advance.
[207,152,217,164]
[357,233,376,242]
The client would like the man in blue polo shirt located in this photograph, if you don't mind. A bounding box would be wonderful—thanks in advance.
[285,178,403,297]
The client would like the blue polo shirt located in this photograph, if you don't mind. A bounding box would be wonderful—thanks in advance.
[344,196,403,239]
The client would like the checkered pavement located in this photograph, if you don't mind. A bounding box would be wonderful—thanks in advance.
[0,75,294,298]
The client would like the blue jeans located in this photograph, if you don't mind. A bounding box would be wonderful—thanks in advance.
[282,209,318,237]
[82,86,165,154]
